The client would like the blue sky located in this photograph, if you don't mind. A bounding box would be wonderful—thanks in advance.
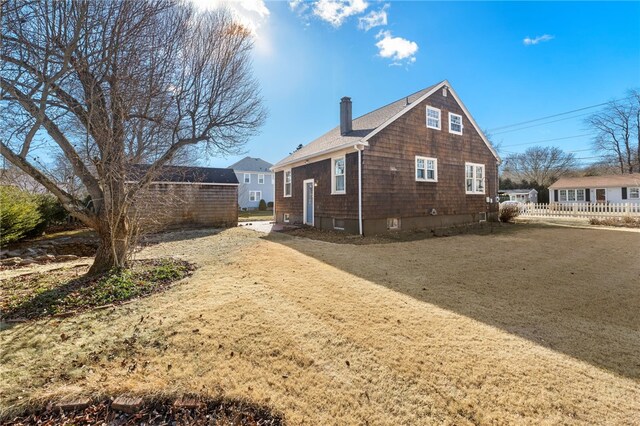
[201,0,640,169]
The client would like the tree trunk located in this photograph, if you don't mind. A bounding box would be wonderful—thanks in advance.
[88,221,130,276]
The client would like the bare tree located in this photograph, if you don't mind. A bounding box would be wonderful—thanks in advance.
[586,92,640,174]
[1,0,265,274]
[502,146,577,187]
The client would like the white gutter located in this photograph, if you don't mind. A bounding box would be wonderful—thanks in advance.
[354,143,365,235]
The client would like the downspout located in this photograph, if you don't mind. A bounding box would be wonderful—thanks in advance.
[354,144,364,235]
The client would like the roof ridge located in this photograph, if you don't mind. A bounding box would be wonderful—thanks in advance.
[350,82,442,124]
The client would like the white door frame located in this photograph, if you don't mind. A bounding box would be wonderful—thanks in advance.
[595,188,606,203]
[303,178,314,226]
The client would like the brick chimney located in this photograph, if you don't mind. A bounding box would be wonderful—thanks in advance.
[340,97,352,135]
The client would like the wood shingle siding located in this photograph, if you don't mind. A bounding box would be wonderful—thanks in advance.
[136,183,238,230]
[362,89,497,221]
[273,81,500,235]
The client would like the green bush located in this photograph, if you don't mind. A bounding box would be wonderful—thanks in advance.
[0,186,43,245]
[258,199,267,211]
[267,201,274,208]
[31,194,69,235]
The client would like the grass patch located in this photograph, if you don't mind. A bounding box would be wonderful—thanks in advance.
[0,258,194,320]
[238,210,273,222]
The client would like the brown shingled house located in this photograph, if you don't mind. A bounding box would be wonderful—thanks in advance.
[271,80,501,235]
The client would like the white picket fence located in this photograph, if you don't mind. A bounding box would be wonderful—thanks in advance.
[518,202,640,219]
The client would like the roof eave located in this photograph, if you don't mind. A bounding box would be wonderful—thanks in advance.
[271,140,369,171]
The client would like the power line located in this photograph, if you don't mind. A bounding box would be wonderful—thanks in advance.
[500,133,592,149]
[492,111,595,135]
[488,95,632,133]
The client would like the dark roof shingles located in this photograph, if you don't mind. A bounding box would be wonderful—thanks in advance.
[129,164,239,184]
[274,83,441,167]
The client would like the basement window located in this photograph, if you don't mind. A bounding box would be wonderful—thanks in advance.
[284,213,290,223]
[387,218,400,230]
[333,218,345,230]
[478,212,487,222]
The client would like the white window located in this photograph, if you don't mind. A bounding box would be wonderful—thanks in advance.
[244,173,251,184]
[415,156,437,182]
[630,187,640,199]
[283,213,290,223]
[332,156,346,194]
[465,163,485,194]
[258,174,264,184]
[284,170,291,197]
[449,113,463,135]
[559,190,567,202]
[249,191,262,202]
[567,189,576,202]
[576,189,585,201]
[426,106,441,130]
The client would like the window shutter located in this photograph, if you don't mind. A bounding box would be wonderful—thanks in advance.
[554,189,558,202]
[585,188,591,202]
[622,187,627,200]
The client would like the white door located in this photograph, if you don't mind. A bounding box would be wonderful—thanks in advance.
[303,179,314,226]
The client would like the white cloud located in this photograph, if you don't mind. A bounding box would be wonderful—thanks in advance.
[375,30,418,64]
[312,0,368,27]
[358,5,388,31]
[191,0,270,35]
[523,34,554,45]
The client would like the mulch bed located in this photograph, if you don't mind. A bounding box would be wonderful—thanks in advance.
[0,258,194,321]
[4,397,284,425]
[278,221,510,245]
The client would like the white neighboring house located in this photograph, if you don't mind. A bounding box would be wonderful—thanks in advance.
[228,156,274,210]
[549,174,640,204]
[499,188,538,203]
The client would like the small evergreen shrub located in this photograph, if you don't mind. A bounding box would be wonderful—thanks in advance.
[0,186,42,245]
[267,201,274,209]
[258,199,267,211]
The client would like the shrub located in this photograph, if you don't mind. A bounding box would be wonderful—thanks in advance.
[0,186,43,245]
[499,204,519,223]
[258,199,267,211]
[267,201,274,208]
[32,194,69,233]
[589,217,640,228]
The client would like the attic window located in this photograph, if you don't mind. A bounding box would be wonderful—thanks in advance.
[449,113,463,135]
[442,87,448,97]
[426,106,441,130]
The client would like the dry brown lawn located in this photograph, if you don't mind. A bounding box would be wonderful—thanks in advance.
[1,225,639,424]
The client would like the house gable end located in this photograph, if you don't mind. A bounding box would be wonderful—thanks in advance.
[363,81,500,162]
